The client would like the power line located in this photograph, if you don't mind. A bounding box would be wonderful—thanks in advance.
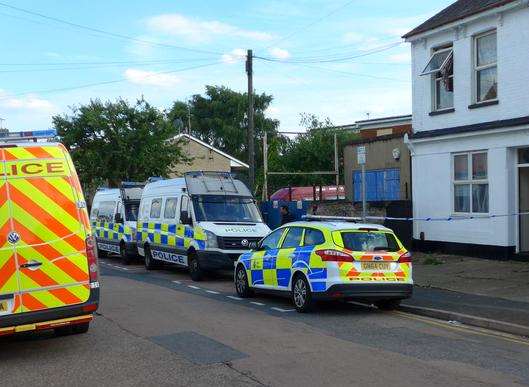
[0,58,216,67]
[256,41,403,64]
[0,2,223,56]
[264,0,357,50]
[0,61,223,100]
[290,62,410,83]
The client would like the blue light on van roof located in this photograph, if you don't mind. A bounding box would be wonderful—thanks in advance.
[0,129,57,139]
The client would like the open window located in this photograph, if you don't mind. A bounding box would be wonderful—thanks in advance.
[421,46,454,111]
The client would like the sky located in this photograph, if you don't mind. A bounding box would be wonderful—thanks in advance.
[0,0,454,133]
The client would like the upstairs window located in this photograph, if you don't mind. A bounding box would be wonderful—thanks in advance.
[421,46,454,111]
[474,30,497,103]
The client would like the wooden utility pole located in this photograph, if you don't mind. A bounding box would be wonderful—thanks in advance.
[262,132,268,201]
[246,49,255,192]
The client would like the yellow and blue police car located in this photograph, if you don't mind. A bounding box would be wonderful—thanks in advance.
[234,216,413,312]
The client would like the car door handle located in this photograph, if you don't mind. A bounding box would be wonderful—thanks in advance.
[20,261,42,270]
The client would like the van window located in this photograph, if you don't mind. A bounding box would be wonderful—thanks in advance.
[90,207,99,220]
[139,201,150,220]
[97,201,116,222]
[150,198,162,218]
[304,228,325,246]
[164,198,178,219]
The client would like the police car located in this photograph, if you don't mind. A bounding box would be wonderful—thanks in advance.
[234,216,413,312]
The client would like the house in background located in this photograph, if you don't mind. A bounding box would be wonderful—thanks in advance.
[404,0,529,258]
[343,115,412,203]
[169,133,249,178]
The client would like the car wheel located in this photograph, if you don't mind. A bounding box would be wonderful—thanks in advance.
[144,245,156,270]
[188,252,203,282]
[120,243,132,265]
[291,275,313,313]
[97,246,107,258]
[235,265,253,298]
[375,299,401,311]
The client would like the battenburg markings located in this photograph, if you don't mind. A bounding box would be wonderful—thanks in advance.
[151,249,188,266]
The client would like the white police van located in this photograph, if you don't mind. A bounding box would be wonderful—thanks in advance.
[136,172,270,281]
[90,182,144,264]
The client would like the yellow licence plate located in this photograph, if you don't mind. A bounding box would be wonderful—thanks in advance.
[0,300,8,313]
[361,262,391,271]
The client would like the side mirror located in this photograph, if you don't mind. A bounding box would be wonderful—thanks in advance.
[180,211,192,225]
[114,213,123,224]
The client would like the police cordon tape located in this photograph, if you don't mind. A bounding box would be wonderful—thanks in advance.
[304,212,529,222]
[364,211,529,222]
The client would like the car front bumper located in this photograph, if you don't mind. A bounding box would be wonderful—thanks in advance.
[312,283,413,301]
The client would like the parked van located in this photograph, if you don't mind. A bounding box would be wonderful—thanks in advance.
[0,140,99,337]
[90,182,144,264]
[137,171,270,281]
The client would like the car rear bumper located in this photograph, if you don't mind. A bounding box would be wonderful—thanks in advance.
[0,286,100,330]
[312,283,413,301]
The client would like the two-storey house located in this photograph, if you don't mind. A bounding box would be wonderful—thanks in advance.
[403,0,529,258]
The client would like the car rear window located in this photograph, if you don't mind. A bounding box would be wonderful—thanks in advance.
[341,231,400,252]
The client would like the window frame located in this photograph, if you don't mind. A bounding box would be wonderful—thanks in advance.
[452,151,489,215]
[427,46,454,112]
[473,30,498,104]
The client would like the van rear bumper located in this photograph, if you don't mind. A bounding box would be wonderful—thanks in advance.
[0,287,99,329]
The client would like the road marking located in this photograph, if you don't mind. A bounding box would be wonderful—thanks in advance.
[188,285,201,290]
[250,302,265,306]
[205,290,220,294]
[172,281,181,285]
[227,296,243,301]
[271,307,295,313]
[394,311,529,347]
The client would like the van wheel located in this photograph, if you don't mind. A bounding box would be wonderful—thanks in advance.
[97,247,107,258]
[375,299,401,311]
[120,243,132,265]
[235,265,253,298]
[144,245,157,270]
[188,252,203,282]
[291,275,314,313]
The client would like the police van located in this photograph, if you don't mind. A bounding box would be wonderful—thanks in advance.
[137,171,270,281]
[0,131,99,337]
[90,182,144,264]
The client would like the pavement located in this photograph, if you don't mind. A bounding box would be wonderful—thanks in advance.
[405,253,529,336]
[2,258,529,386]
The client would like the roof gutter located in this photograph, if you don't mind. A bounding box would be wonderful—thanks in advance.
[405,0,526,42]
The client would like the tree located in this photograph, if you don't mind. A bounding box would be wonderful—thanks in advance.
[267,113,359,194]
[54,98,186,197]
[168,85,282,178]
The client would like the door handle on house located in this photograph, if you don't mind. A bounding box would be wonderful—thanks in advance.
[20,261,42,270]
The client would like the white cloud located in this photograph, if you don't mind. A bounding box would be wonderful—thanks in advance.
[124,68,181,87]
[221,48,246,64]
[388,52,411,63]
[268,47,290,60]
[146,14,273,43]
[0,91,55,112]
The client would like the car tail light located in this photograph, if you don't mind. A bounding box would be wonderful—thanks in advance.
[86,236,98,282]
[315,249,354,262]
[398,251,412,263]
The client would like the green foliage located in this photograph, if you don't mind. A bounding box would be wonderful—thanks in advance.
[267,113,359,193]
[53,98,185,195]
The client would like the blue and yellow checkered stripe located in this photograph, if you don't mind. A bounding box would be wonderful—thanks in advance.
[92,221,134,243]
[240,246,328,292]
[136,222,206,250]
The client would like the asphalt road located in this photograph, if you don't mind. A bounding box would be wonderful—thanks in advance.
[1,257,529,387]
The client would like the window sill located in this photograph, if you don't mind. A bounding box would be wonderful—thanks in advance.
[429,108,455,116]
[468,100,499,109]
[451,213,490,219]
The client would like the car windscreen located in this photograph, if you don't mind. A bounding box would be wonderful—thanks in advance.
[125,202,139,221]
[192,195,262,223]
[340,231,400,252]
